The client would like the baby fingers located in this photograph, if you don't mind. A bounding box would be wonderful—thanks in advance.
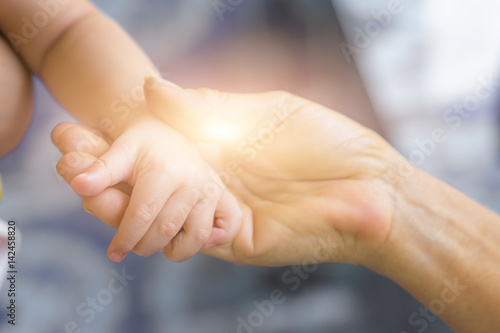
[57,150,131,230]
[52,123,109,157]
[57,151,97,184]
[106,172,175,262]
[132,189,197,257]
[203,189,243,248]
[162,197,216,262]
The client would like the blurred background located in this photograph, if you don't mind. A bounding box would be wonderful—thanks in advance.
[1,0,500,332]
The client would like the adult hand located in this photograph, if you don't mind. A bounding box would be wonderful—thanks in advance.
[55,79,408,267]
[143,80,406,267]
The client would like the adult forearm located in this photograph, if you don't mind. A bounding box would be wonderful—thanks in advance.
[372,167,500,332]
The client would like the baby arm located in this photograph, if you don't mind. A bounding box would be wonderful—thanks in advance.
[0,34,32,157]
[0,1,241,261]
[0,0,161,139]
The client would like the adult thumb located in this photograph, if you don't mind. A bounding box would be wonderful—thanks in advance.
[144,77,278,146]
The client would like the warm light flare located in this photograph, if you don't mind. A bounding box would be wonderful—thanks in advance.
[206,121,238,143]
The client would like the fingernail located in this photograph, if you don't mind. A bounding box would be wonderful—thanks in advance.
[144,76,168,90]
[144,76,159,89]
[109,252,126,262]
[75,172,100,185]
[78,162,105,180]
[144,76,180,90]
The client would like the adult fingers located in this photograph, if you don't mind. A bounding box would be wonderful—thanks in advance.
[57,150,131,229]
[144,77,277,145]
[52,123,109,156]
[57,151,97,184]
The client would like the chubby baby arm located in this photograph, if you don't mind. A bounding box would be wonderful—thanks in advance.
[52,114,242,262]
[0,34,33,157]
[0,0,243,262]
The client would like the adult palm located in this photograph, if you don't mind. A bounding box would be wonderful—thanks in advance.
[145,80,401,266]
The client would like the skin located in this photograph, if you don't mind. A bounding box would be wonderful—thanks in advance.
[0,34,32,157]
[0,0,241,262]
[54,80,500,332]
[2,1,499,331]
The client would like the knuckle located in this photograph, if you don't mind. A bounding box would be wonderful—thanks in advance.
[75,139,94,154]
[158,221,178,240]
[82,128,104,147]
[177,201,195,216]
[171,203,191,220]
[93,158,108,171]
[61,152,84,168]
[130,202,157,225]
[56,153,84,179]
[55,159,66,177]
[63,128,99,154]
[181,184,202,199]
[66,127,93,152]
[193,198,212,211]
[193,227,210,243]
[53,125,75,146]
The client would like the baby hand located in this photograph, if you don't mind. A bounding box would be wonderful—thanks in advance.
[52,115,242,262]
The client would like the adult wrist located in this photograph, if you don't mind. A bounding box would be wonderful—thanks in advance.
[364,162,500,331]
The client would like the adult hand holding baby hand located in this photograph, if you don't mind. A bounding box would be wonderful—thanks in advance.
[55,78,408,269]
[52,114,242,263]
[144,79,404,267]
[55,80,500,332]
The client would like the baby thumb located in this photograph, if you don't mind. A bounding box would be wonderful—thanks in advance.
[71,140,135,196]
